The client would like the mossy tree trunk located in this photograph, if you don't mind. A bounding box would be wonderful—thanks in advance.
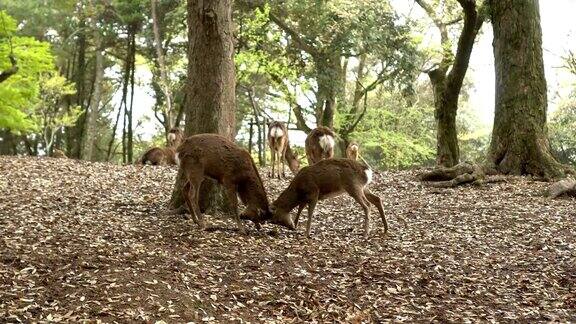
[488,0,563,177]
[416,0,483,167]
[170,0,236,212]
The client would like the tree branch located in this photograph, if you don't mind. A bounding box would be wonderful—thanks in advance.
[268,12,319,57]
[446,0,483,95]
[0,55,18,83]
[415,0,452,70]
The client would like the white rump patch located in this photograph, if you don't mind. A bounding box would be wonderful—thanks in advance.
[168,132,176,142]
[364,169,373,185]
[319,135,335,152]
[174,152,181,167]
[270,126,284,138]
[349,144,358,151]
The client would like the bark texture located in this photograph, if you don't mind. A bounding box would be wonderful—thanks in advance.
[416,0,483,167]
[488,0,562,177]
[170,0,236,212]
[81,8,103,161]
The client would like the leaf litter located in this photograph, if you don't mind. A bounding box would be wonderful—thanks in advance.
[0,156,575,322]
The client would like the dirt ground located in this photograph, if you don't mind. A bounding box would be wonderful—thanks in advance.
[0,155,575,322]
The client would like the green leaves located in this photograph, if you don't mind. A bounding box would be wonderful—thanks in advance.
[0,11,56,132]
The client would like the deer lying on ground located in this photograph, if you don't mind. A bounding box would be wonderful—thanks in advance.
[268,121,300,178]
[175,133,295,233]
[52,149,67,158]
[271,158,400,238]
[139,128,183,165]
[305,126,335,165]
[346,142,359,161]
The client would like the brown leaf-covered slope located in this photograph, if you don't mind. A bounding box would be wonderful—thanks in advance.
[0,156,574,322]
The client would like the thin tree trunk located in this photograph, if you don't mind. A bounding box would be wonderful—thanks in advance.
[488,0,563,177]
[126,29,136,163]
[170,0,237,211]
[151,0,174,131]
[81,7,104,161]
[70,5,87,158]
[416,0,483,167]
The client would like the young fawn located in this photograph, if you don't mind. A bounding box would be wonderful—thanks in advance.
[272,158,393,238]
[346,142,359,160]
[267,121,300,178]
[175,134,295,233]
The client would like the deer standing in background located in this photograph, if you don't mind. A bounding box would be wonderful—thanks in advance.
[346,142,359,161]
[271,158,399,239]
[268,121,300,178]
[139,128,183,165]
[305,126,335,165]
[175,134,295,233]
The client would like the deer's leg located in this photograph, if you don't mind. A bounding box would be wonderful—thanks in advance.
[277,147,282,179]
[347,186,371,239]
[181,181,193,221]
[223,182,245,234]
[269,149,276,178]
[305,194,318,238]
[364,190,388,235]
[182,181,201,226]
[193,181,205,229]
[280,144,287,179]
[294,202,306,228]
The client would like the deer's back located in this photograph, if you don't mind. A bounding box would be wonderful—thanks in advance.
[178,134,256,182]
[292,158,369,195]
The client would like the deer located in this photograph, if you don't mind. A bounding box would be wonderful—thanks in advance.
[139,127,183,165]
[268,121,300,178]
[305,126,335,165]
[271,158,403,239]
[175,133,296,233]
[52,149,67,158]
[346,142,359,161]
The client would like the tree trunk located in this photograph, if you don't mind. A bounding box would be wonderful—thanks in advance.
[81,7,104,161]
[126,29,136,163]
[69,6,87,158]
[429,69,460,167]
[151,0,175,132]
[170,0,236,212]
[488,0,563,177]
[416,0,483,167]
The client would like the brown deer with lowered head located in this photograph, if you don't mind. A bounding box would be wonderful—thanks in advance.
[305,126,335,165]
[175,134,295,233]
[268,121,300,178]
[139,128,183,165]
[271,158,396,238]
[346,142,359,160]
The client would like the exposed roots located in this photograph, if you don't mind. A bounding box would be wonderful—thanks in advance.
[548,179,576,198]
[419,162,504,188]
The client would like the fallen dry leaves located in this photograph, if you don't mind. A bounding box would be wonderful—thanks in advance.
[0,156,575,322]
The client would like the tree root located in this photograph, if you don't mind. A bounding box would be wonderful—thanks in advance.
[548,179,576,198]
[419,162,504,188]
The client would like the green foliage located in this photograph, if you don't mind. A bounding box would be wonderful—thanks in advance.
[351,86,436,169]
[32,74,81,154]
[0,10,56,132]
[549,96,576,165]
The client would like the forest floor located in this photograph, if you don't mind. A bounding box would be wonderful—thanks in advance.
[0,155,575,323]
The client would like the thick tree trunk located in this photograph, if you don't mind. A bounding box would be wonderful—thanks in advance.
[429,69,459,167]
[315,54,341,129]
[488,0,562,177]
[170,0,236,212]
